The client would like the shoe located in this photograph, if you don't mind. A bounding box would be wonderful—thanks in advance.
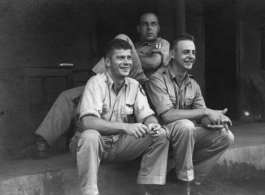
[191,175,204,186]
[32,134,50,159]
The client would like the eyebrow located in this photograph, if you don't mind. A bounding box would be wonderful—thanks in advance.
[116,54,132,57]
[141,20,158,23]
[182,49,196,53]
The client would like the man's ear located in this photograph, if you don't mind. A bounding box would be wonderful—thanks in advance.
[137,25,140,33]
[157,24,160,33]
[104,58,111,67]
[170,50,175,59]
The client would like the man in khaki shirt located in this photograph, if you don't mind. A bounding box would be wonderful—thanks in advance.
[146,33,234,194]
[70,39,169,195]
[33,13,170,159]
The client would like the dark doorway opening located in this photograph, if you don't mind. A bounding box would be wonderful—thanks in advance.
[204,1,238,119]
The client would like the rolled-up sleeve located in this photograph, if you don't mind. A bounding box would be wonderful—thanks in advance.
[133,85,155,123]
[150,40,170,66]
[79,78,103,119]
[191,82,206,109]
[146,76,173,117]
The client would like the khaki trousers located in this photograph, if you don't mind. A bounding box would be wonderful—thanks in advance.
[70,129,169,195]
[35,86,84,146]
[165,119,234,183]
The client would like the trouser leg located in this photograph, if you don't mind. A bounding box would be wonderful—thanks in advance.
[71,129,169,194]
[35,86,85,146]
[167,119,196,181]
[108,129,169,185]
[92,34,146,83]
[193,127,234,183]
[70,130,105,195]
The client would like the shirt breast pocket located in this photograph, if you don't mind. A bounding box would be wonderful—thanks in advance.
[121,105,134,115]
[185,97,194,107]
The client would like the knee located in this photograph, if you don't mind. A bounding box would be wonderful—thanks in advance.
[158,127,167,139]
[79,130,101,146]
[58,87,84,102]
[115,34,129,40]
[176,119,195,131]
[56,90,73,105]
[222,130,234,147]
[171,119,195,137]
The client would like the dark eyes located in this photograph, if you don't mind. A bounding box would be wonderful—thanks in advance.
[141,22,157,26]
[183,51,196,55]
[118,57,132,60]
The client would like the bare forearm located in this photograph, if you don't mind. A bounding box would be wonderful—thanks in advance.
[143,115,158,126]
[81,116,127,134]
[82,115,150,139]
[161,108,209,124]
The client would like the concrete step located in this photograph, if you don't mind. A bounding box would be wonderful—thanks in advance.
[213,122,265,180]
[0,122,264,195]
[0,156,143,195]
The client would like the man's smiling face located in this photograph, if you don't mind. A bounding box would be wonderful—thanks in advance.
[172,40,196,71]
[107,49,132,79]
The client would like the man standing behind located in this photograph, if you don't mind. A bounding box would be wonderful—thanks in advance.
[146,33,234,194]
[92,13,170,79]
[33,13,170,159]
[136,13,170,77]
[70,39,169,195]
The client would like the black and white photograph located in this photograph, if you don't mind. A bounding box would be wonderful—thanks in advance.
[0,0,264,194]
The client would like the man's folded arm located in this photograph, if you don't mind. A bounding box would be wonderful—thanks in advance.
[139,53,162,71]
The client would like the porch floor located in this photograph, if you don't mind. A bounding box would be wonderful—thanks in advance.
[0,121,265,195]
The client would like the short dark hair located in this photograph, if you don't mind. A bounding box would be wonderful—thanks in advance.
[103,39,132,58]
[170,33,195,49]
[139,13,159,24]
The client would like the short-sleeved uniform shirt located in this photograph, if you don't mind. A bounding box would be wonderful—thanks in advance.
[78,71,154,136]
[146,63,206,119]
[135,37,170,77]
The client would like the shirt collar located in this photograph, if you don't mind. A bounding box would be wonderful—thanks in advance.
[105,71,128,88]
[168,62,191,86]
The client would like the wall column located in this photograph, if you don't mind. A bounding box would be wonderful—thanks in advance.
[173,0,186,34]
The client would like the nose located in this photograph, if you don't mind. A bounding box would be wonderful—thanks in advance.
[188,52,195,59]
[124,57,132,65]
[147,23,152,30]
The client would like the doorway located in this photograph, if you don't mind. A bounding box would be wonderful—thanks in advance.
[204,1,238,119]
